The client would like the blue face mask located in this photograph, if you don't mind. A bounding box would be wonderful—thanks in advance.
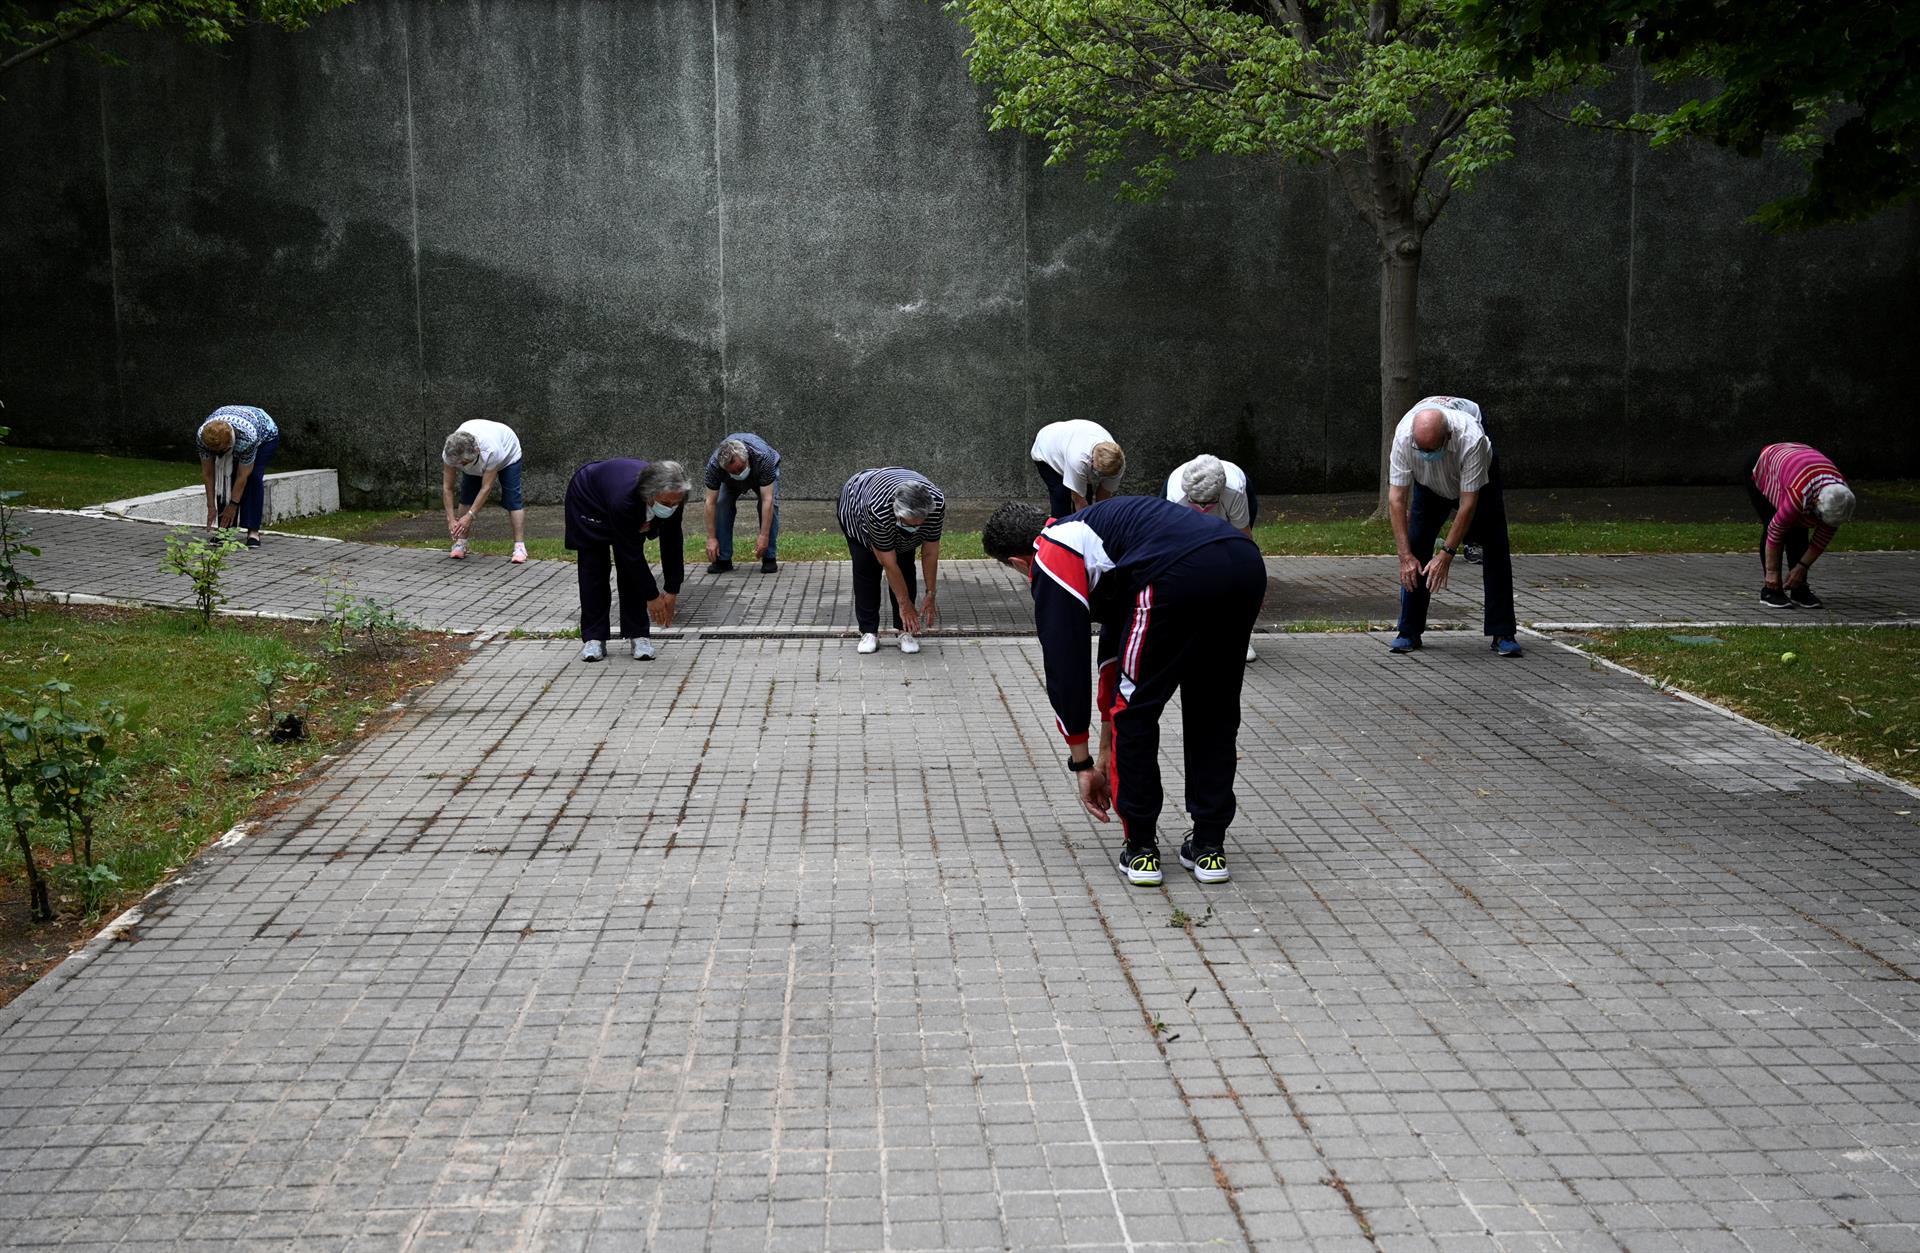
[727,465,751,481]
[1415,446,1447,464]
[650,501,677,519]
[896,520,920,534]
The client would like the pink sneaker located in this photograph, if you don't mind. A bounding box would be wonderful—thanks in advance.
[450,538,468,559]
[510,542,528,564]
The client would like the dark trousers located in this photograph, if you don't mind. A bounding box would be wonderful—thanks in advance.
[1746,455,1807,571]
[220,437,278,532]
[576,543,653,642]
[1108,541,1267,853]
[847,540,917,634]
[713,475,780,560]
[1396,457,1516,639]
[1034,460,1075,519]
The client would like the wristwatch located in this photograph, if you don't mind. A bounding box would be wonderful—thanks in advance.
[1067,755,1095,773]
[1441,544,1458,556]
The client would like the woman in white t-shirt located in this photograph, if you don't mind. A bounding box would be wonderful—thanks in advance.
[1167,453,1262,662]
[1029,420,1125,518]
[441,419,528,563]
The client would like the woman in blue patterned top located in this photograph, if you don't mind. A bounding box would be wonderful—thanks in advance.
[196,405,281,548]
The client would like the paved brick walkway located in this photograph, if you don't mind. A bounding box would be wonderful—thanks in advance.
[4,636,1919,1250]
[21,511,1920,634]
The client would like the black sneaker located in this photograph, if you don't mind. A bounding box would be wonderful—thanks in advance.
[1461,543,1483,565]
[1759,585,1792,610]
[1116,846,1163,887]
[761,557,778,574]
[1788,584,1823,609]
[1178,837,1230,884]
[707,559,733,574]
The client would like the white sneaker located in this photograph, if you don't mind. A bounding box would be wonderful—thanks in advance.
[899,632,920,654]
[630,638,656,661]
[579,640,606,663]
[450,538,468,559]
[1245,642,1258,663]
[856,633,879,654]
[510,542,528,564]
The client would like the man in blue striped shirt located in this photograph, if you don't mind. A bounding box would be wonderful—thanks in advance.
[701,432,781,574]
[837,467,944,655]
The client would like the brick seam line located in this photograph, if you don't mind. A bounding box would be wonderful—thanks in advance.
[1533,618,1919,630]
[1519,626,1920,804]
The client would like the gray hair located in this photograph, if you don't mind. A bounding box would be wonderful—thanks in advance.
[716,438,748,467]
[638,459,692,500]
[443,430,479,465]
[1180,455,1226,505]
[1814,482,1856,526]
[893,480,934,521]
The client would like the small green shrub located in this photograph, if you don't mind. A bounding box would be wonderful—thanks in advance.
[162,528,245,626]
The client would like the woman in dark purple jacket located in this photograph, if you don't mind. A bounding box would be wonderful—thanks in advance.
[563,458,691,661]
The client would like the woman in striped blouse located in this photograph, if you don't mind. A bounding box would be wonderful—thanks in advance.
[196,405,281,548]
[1748,442,1855,610]
[837,467,944,654]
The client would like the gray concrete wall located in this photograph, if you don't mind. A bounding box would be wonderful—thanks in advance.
[3,0,1915,504]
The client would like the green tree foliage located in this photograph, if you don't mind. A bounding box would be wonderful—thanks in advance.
[1452,0,1920,230]
[1,0,355,81]
[942,0,1582,508]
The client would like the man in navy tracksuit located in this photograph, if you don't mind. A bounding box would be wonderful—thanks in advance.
[983,497,1267,886]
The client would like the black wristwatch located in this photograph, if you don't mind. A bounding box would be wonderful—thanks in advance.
[1441,544,1458,556]
[1067,754,1095,773]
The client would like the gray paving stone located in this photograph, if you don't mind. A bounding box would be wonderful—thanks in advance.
[6,513,1920,1248]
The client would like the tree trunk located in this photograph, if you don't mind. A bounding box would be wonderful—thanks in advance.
[11,822,53,923]
[1373,235,1423,519]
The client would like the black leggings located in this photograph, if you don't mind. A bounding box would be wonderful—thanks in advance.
[1745,450,1809,571]
[847,539,918,634]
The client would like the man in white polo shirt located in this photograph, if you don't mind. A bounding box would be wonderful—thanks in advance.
[1386,394,1520,658]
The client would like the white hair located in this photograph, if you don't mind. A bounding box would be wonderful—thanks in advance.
[716,438,748,467]
[443,430,479,465]
[638,459,692,500]
[1180,455,1226,505]
[894,480,934,520]
[1814,482,1856,526]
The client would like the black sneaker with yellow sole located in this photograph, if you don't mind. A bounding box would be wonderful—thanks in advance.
[1179,838,1230,884]
[1116,846,1163,887]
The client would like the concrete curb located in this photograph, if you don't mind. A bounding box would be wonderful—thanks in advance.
[1520,626,1920,804]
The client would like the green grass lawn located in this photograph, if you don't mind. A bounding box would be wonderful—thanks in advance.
[0,605,462,932]
[1,447,195,509]
[1580,626,1920,786]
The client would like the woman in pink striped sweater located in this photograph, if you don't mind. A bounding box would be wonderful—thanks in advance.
[1747,443,1856,610]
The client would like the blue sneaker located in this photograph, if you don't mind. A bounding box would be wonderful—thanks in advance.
[1388,635,1421,653]
[1493,636,1523,658]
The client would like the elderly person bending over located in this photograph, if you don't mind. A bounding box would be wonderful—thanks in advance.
[441,420,528,564]
[702,432,781,574]
[1031,420,1125,518]
[563,458,689,663]
[837,467,943,655]
[196,405,280,548]
[1168,454,1262,661]
[1387,394,1521,658]
[1749,443,1855,610]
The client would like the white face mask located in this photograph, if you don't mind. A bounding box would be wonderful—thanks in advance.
[896,519,920,534]
[650,502,677,519]
[727,464,751,481]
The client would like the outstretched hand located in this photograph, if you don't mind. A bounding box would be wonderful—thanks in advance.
[1076,765,1112,822]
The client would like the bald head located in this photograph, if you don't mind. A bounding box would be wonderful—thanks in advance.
[1411,408,1449,453]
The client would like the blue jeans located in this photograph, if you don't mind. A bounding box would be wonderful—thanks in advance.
[713,472,779,560]
[460,459,525,512]
[1396,456,1516,639]
[221,436,278,532]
